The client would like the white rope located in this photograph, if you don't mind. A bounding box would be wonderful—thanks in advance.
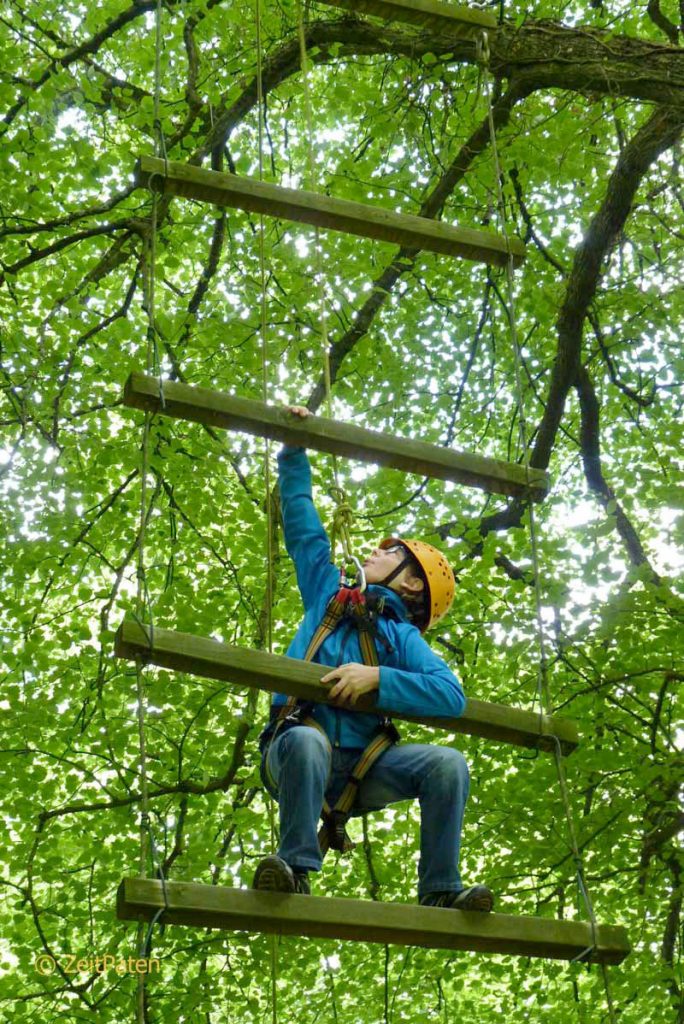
[135,0,169,1017]
[294,2,359,576]
[254,5,279,1023]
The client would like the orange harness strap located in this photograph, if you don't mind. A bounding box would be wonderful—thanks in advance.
[271,587,398,856]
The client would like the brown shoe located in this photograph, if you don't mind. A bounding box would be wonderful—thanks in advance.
[253,855,310,895]
[420,885,494,912]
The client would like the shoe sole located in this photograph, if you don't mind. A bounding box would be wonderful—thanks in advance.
[253,857,295,893]
[457,894,493,913]
[421,887,494,913]
[453,887,494,913]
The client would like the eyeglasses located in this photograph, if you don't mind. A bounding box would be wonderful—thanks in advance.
[382,544,404,555]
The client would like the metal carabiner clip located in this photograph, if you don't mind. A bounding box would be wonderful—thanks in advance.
[349,554,367,594]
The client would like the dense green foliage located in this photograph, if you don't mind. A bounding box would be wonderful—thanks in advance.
[0,0,682,1021]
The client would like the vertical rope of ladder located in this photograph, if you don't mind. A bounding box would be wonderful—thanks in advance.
[294,1,356,570]
[136,0,165,873]
[478,33,617,1022]
[133,1,168,1020]
[254,5,278,1023]
[255,0,274,662]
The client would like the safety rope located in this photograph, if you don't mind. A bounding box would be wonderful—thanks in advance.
[478,32,617,1021]
[254,3,279,1021]
[328,485,355,566]
[295,1,359,579]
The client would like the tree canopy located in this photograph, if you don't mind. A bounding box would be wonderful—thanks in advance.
[0,0,682,1021]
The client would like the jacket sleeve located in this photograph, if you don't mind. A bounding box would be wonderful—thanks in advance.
[278,445,339,610]
[377,627,466,719]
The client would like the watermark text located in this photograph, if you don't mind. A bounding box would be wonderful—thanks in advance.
[35,953,160,976]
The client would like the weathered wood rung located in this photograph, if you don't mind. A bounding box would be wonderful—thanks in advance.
[135,155,525,268]
[116,878,630,963]
[114,619,579,754]
[316,0,496,35]
[123,372,550,502]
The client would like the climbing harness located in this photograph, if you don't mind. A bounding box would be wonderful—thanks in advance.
[264,584,399,854]
[261,532,455,848]
[302,585,391,665]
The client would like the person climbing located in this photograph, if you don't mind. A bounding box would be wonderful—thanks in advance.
[252,406,493,913]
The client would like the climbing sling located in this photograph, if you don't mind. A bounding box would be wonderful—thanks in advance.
[264,585,400,856]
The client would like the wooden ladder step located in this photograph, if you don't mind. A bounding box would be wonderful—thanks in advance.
[114,619,579,754]
[124,372,549,502]
[116,878,630,963]
[317,0,496,35]
[136,155,525,268]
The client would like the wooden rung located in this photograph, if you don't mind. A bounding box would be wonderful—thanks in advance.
[123,372,549,502]
[316,0,496,35]
[116,878,630,963]
[114,619,578,754]
[136,155,525,268]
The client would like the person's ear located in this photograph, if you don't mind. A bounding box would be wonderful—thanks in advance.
[400,572,424,597]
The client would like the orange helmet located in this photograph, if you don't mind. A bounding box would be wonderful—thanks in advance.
[380,537,455,631]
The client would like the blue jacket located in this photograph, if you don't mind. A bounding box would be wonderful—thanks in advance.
[260,446,466,751]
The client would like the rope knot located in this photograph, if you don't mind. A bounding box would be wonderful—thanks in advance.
[328,485,356,564]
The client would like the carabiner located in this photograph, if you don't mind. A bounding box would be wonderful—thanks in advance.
[349,554,367,594]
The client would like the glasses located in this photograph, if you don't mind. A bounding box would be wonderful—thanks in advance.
[382,544,404,555]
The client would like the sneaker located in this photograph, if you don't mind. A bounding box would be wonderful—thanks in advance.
[253,855,310,895]
[293,870,311,895]
[420,885,494,913]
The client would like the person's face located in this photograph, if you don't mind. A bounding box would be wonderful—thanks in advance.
[362,543,406,585]
[363,544,424,597]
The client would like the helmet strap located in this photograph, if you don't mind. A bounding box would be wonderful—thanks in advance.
[378,555,412,591]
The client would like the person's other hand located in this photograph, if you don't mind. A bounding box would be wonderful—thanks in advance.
[287,405,311,418]
[321,664,380,707]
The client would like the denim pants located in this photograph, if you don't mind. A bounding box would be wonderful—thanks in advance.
[260,725,470,899]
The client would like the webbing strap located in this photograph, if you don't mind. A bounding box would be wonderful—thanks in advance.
[278,587,379,721]
[308,723,394,855]
[269,587,395,856]
[302,590,349,661]
[350,594,380,668]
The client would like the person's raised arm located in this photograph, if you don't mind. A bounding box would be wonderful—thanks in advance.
[278,407,339,610]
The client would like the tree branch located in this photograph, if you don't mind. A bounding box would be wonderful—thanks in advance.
[535,105,684,473]
[646,0,680,44]
[575,363,662,581]
[306,79,531,411]
[438,104,684,544]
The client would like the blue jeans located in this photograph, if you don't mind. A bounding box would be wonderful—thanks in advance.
[260,725,469,899]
